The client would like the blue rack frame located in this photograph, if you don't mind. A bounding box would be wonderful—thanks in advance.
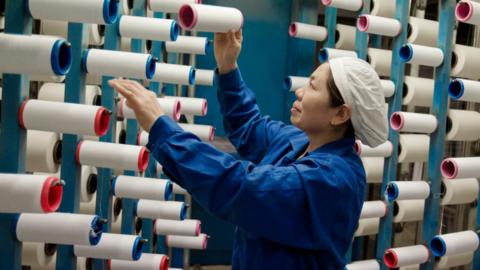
[149,11,168,257]
[0,1,32,269]
[56,22,89,270]
[420,1,455,270]
[92,6,121,270]
[127,1,155,253]
[120,0,146,238]
[374,1,409,269]
[284,0,318,122]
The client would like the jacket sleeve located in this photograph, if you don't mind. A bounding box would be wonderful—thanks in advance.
[147,116,362,250]
[216,68,288,163]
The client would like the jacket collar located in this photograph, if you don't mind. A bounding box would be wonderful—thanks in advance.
[289,132,356,157]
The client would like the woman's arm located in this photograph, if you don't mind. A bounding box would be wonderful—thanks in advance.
[147,116,364,251]
[215,30,289,163]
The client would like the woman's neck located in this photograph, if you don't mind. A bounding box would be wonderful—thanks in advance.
[305,129,345,153]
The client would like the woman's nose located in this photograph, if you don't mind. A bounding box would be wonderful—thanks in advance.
[295,87,304,100]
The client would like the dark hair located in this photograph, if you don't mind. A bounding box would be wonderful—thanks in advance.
[326,70,355,137]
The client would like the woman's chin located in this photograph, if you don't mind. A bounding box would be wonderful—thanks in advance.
[290,115,300,127]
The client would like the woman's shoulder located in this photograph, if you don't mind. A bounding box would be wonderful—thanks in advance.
[299,151,366,189]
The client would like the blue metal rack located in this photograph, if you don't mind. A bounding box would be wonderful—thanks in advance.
[120,0,146,238]
[374,1,409,270]
[149,11,168,257]
[56,22,89,270]
[420,1,455,270]
[349,1,371,263]
[284,0,318,122]
[92,6,121,270]
[0,1,32,269]
[323,6,337,49]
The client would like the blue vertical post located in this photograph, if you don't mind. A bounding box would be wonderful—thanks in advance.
[374,1,409,269]
[323,6,337,48]
[120,0,146,238]
[0,0,32,269]
[348,1,371,262]
[283,0,318,122]
[149,11,169,256]
[149,12,164,96]
[420,1,455,270]
[93,7,121,270]
[56,23,89,270]
[354,0,371,61]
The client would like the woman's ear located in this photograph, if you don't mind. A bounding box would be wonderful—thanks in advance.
[331,104,351,126]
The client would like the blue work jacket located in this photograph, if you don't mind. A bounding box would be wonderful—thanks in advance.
[147,68,366,270]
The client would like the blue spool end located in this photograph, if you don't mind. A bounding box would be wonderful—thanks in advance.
[386,183,399,202]
[180,203,187,220]
[145,55,156,80]
[170,21,180,41]
[89,216,103,245]
[103,0,119,24]
[189,68,196,85]
[111,176,118,196]
[131,236,143,261]
[399,44,414,62]
[319,49,329,63]
[448,79,464,100]
[12,214,20,239]
[81,49,90,73]
[205,40,212,55]
[164,181,173,201]
[283,77,292,91]
[430,236,447,257]
[51,40,72,76]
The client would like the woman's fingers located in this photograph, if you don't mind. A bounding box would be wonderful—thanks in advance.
[109,80,132,98]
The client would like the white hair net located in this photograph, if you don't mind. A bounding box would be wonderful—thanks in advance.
[329,57,388,147]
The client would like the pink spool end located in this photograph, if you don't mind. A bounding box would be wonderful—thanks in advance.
[201,99,208,116]
[195,0,202,3]
[41,177,63,213]
[456,2,474,22]
[441,158,458,179]
[288,23,298,37]
[136,131,142,146]
[195,221,202,236]
[322,0,333,5]
[18,100,28,129]
[94,108,110,136]
[75,141,84,165]
[138,147,150,172]
[202,235,208,250]
[173,100,181,121]
[209,127,215,142]
[178,4,198,30]
[357,15,370,32]
[390,112,404,131]
[384,249,398,268]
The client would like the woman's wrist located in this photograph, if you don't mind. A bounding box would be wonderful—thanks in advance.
[218,63,238,75]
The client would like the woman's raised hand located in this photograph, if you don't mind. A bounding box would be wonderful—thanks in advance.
[214,29,243,75]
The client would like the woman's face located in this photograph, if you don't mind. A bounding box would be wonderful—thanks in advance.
[290,63,342,133]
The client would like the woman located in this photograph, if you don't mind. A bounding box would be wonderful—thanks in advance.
[109,30,387,270]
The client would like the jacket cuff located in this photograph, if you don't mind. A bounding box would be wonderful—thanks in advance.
[146,115,183,152]
[215,67,244,90]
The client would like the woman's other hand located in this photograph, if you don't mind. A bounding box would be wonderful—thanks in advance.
[108,79,165,132]
[214,29,242,75]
